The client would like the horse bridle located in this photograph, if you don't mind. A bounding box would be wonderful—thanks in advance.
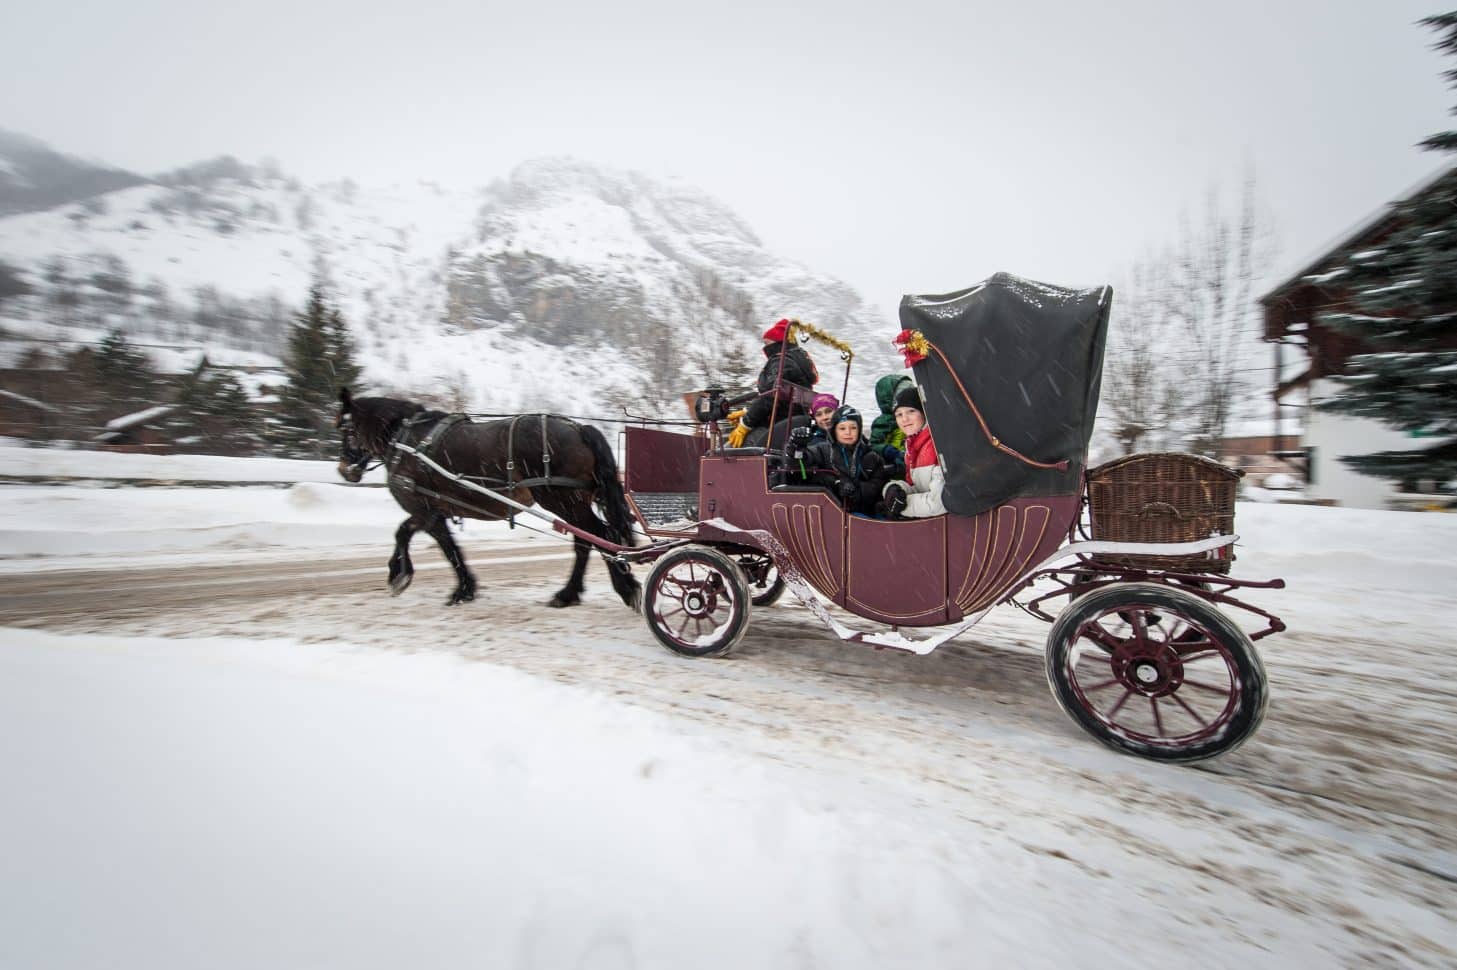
[337,412,380,477]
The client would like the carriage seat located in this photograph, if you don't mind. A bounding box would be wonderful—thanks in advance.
[770,483,841,503]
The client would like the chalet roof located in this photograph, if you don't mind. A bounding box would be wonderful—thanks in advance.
[0,387,57,412]
[1261,163,1457,307]
[103,404,175,431]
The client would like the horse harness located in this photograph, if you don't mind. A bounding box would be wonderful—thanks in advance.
[386,412,591,523]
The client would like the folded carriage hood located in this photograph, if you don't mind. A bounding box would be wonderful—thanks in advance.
[898,273,1111,517]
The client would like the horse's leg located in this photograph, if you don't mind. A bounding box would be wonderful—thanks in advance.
[602,545,642,613]
[551,497,641,612]
[388,516,421,595]
[548,538,591,608]
[423,515,477,606]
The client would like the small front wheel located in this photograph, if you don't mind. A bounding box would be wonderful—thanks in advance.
[643,545,751,658]
[1045,582,1268,763]
[736,554,786,607]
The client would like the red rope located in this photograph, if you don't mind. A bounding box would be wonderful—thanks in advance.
[926,342,1069,472]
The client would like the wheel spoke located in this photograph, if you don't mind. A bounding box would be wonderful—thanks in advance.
[1150,697,1165,736]
[1129,609,1151,648]
[1106,688,1135,719]
[1170,690,1209,728]
[1080,676,1122,692]
[1176,647,1222,663]
[1081,622,1124,653]
[1183,678,1232,695]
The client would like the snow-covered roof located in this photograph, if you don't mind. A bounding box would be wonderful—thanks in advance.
[1221,419,1304,440]
[104,404,175,431]
[0,387,57,411]
[1262,162,1457,303]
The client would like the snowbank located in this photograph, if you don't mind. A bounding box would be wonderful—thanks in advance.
[0,443,384,484]
[0,629,1132,969]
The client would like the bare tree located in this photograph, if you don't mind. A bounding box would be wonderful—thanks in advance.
[1101,259,1180,455]
[1162,176,1274,456]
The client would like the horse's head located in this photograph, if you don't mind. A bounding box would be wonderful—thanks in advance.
[336,387,371,483]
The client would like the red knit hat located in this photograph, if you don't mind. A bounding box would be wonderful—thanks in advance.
[762,318,792,343]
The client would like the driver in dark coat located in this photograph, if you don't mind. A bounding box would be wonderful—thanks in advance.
[729,318,819,445]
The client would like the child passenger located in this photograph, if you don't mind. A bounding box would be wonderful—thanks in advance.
[880,385,946,518]
[805,405,888,515]
[869,374,911,478]
[809,393,840,443]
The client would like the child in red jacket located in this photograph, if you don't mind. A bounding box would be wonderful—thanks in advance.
[881,384,946,518]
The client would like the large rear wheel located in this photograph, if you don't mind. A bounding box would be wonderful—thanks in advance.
[643,545,752,658]
[1045,582,1268,763]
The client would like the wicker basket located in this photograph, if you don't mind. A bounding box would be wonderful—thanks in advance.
[1086,453,1241,574]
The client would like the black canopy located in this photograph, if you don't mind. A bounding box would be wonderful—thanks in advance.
[898,273,1111,517]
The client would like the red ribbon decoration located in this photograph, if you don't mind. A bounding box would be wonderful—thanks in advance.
[893,329,928,367]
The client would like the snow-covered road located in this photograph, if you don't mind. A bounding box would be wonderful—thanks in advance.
[0,452,1453,967]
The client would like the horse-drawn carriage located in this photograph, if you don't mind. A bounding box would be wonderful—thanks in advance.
[338,273,1285,764]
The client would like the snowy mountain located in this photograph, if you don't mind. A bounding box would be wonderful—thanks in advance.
[0,128,150,217]
[0,135,897,418]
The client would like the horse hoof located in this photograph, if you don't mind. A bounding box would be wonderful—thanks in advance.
[548,593,580,608]
[389,573,414,596]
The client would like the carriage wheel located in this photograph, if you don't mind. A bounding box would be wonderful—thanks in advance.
[736,554,786,607]
[1045,582,1268,763]
[643,545,752,658]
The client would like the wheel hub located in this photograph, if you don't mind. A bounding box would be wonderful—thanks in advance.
[678,583,718,619]
[1111,641,1184,697]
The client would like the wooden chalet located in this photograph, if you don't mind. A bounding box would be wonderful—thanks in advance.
[1259,162,1457,505]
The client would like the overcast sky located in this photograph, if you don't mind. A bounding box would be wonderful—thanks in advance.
[1,0,1450,316]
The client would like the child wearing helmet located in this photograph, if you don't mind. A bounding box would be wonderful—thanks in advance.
[804,405,888,515]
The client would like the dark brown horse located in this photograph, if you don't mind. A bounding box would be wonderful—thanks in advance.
[335,388,640,610]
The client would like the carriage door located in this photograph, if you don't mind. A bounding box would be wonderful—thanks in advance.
[845,515,950,626]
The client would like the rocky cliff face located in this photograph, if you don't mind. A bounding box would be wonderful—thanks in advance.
[0,139,896,415]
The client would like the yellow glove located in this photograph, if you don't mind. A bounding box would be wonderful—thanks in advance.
[726,422,751,447]
[725,408,746,423]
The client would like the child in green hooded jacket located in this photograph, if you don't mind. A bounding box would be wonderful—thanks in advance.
[869,374,912,477]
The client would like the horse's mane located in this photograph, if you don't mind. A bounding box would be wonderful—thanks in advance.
[350,395,447,455]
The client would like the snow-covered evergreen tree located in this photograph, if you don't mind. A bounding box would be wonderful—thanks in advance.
[169,359,263,455]
[275,283,363,457]
[1316,12,1457,484]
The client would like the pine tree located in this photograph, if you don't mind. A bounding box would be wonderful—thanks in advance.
[1316,12,1457,485]
[170,358,262,455]
[93,329,157,410]
[324,306,362,391]
[275,283,363,457]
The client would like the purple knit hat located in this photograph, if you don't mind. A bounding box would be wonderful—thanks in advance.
[812,393,840,413]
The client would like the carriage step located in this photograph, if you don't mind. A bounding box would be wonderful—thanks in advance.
[630,491,698,527]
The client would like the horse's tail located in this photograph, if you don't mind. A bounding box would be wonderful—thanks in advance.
[581,424,636,547]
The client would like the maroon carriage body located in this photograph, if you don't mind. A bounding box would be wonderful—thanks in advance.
[624,428,1079,627]
[619,275,1279,763]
